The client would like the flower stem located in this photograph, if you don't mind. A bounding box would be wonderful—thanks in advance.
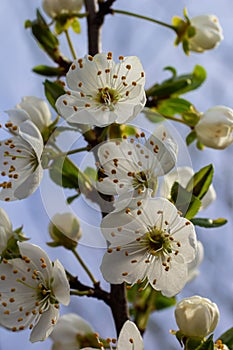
[64,29,77,60]
[112,9,177,31]
[163,114,188,125]
[70,289,93,296]
[72,248,97,285]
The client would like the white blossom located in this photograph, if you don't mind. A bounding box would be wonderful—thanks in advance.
[0,208,13,255]
[195,106,233,149]
[56,52,146,127]
[97,127,177,210]
[0,117,44,201]
[0,242,70,342]
[50,313,93,350]
[175,295,219,338]
[187,240,204,282]
[11,96,52,132]
[43,0,83,18]
[100,198,197,297]
[189,15,223,53]
[82,320,144,350]
[160,166,216,210]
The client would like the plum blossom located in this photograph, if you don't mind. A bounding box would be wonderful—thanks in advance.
[100,198,197,297]
[189,15,223,53]
[43,0,83,18]
[160,166,216,210]
[195,106,233,149]
[50,313,93,350]
[97,127,177,210]
[81,320,144,350]
[187,240,204,282]
[56,52,146,127]
[0,116,44,201]
[11,96,52,132]
[175,295,219,338]
[0,208,13,255]
[0,242,70,342]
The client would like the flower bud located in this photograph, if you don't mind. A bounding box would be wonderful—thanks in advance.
[195,106,233,149]
[7,96,52,133]
[42,0,83,18]
[48,212,81,249]
[175,296,219,338]
[189,15,223,53]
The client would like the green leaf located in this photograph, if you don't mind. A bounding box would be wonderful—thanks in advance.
[84,167,97,182]
[33,65,65,77]
[171,182,202,219]
[186,164,214,200]
[30,10,59,56]
[71,18,81,34]
[186,131,197,146]
[49,157,80,189]
[219,327,233,350]
[153,291,176,310]
[146,65,206,100]
[157,98,192,116]
[142,108,165,123]
[191,217,228,228]
[44,79,65,110]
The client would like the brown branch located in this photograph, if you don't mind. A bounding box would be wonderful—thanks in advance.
[83,0,129,337]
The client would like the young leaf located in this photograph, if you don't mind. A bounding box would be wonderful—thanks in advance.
[219,327,233,350]
[49,157,80,189]
[191,218,227,228]
[33,65,65,77]
[157,98,192,116]
[186,164,214,200]
[171,182,201,219]
[44,79,65,110]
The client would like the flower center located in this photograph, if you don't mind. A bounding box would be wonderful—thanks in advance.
[132,171,149,191]
[95,87,121,111]
[144,226,172,255]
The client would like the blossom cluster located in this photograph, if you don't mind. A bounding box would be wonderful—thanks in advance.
[0,1,232,348]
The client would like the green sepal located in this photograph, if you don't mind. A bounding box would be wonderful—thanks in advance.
[182,112,200,127]
[191,217,227,228]
[186,164,214,200]
[44,79,65,110]
[186,131,197,146]
[66,193,80,204]
[71,18,81,34]
[195,335,214,350]
[33,65,65,77]
[170,182,202,219]
[219,327,233,350]
[49,156,80,189]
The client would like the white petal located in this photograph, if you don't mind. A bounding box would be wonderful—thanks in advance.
[52,260,70,306]
[0,208,12,233]
[18,242,53,279]
[101,249,148,285]
[118,321,144,350]
[50,313,93,344]
[30,304,59,342]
